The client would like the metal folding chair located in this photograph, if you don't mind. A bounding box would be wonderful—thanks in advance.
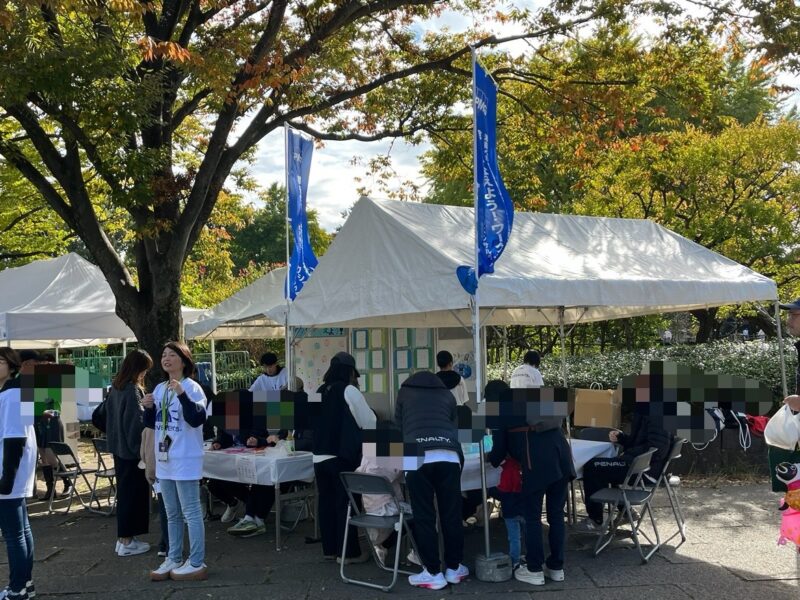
[647,438,687,546]
[47,442,100,514]
[339,472,420,592]
[591,447,661,563]
[89,438,117,515]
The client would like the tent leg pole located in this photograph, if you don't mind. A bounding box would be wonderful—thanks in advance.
[210,338,218,395]
[54,346,59,364]
[776,300,788,398]
[122,340,127,356]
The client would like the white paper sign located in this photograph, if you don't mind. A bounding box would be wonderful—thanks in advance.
[371,350,384,369]
[371,373,385,393]
[395,329,409,348]
[235,455,258,484]
[415,348,430,369]
[354,330,368,349]
[396,351,409,370]
[371,329,383,347]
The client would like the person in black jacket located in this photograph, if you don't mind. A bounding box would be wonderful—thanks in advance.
[395,371,469,590]
[489,386,575,586]
[577,411,672,532]
[106,349,154,557]
[313,353,375,563]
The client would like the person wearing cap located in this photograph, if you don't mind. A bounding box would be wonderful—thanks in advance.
[313,352,376,564]
[510,351,544,389]
[249,353,288,392]
[435,350,469,406]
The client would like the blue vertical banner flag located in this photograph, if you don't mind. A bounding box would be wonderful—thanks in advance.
[456,58,514,295]
[285,128,318,300]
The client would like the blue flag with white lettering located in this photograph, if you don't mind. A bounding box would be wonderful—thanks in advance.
[285,129,318,300]
[457,60,514,295]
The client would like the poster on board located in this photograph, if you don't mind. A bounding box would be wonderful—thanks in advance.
[295,331,348,402]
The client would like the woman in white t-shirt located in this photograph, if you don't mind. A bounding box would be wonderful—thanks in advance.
[0,347,37,599]
[141,342,208,582]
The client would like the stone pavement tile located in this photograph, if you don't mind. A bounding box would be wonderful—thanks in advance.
[582,560,744,588]
[526,585,692,599]
[678,577,800,600]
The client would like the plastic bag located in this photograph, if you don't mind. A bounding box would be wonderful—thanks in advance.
[764,405,800,451]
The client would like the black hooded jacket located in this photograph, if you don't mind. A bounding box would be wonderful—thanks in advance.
[436,370,462,391]
[394,371,462,458]
[618,413,673,479]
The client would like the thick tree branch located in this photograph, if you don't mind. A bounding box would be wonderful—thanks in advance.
[1,207,45,234]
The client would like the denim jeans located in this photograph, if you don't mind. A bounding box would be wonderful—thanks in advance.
[0,498,34,591]
[520,478,569,572]
[159,479,205,567]
[504,515,525,566]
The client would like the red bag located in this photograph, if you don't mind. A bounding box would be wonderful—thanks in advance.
[497,456,522,493]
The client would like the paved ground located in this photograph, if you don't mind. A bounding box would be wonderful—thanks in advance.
[3,478,799,599]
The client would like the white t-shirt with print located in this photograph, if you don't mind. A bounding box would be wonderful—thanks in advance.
[510,364,544,389]
[249,369,288,392]
[153,378,207,481]
[0,386,37,499]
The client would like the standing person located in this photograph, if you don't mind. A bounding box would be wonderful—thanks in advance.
[0,348,37,599]
[142,342,208,582]
[395,371,469,590]
[106,349,154,557]
[771,299,800,490]
[435,350,469,406]
[510,351,544,389]
[249,353,288,392]
[489,385,575,586]
[313,352,375,564]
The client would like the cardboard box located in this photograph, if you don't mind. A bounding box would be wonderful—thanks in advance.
[574,387,622,429]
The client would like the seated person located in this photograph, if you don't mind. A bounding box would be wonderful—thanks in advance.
[576,409,673,532]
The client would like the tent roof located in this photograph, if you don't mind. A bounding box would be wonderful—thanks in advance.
[0,253,204,345]
[268,197,777,328]
[185,267,286,340]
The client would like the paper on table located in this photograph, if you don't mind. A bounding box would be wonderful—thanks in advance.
[235,454,258,484]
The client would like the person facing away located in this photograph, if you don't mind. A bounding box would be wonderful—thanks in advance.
[435,350,469,406]
[510,351,544,389]
[249,352,288,392]
[395,371,469,590]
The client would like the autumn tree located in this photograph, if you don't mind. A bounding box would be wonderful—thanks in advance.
[0,0,620,362]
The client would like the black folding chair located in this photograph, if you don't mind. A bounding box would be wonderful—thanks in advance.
[591,447,661,563]
[47,442,100,514]
[339,472,420,592]
[89,438,117,515]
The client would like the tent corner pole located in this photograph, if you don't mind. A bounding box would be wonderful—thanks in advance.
[210,338,218,395]
[776,300,788,398]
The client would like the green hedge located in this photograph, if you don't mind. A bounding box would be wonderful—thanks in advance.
[487,340,797,403]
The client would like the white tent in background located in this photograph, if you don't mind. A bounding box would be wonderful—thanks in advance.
[184,267,286,340]
[268,197,778,328]
[0,253,204,347]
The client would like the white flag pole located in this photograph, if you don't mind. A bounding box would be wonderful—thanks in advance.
[284,123,294,391]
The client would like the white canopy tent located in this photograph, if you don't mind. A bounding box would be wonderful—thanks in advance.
[184,267,286,340]
[0,253,204,348]
[269,197,778,328]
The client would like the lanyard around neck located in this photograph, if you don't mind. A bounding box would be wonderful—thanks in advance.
[160,384,176,432]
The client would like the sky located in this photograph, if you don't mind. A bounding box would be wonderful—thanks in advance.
[246,2,799,233]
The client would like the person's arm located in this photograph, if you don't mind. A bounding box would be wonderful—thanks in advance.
[488,428,508,468]
[0,438,25,495]
[178,381,207,428]
[344,385,376,430]
[123,387,144,458]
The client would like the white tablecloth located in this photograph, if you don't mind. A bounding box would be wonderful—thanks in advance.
[460,439,616,491]
[203,449,314,486]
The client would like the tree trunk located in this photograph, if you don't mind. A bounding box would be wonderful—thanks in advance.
[692,308,719,343]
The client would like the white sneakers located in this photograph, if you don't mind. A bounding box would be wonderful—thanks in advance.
[116,539,150,557]
[409,564,469,589]
[150,558,181,581]
[445,564,469,584]
[150,558,208,581]
[220,501,242,524]
[408,569,447,590]
[169,560,209,581]
[515,565,566,585]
